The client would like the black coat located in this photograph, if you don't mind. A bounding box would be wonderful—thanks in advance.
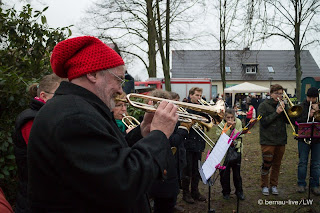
[184,108,207,152]
[14,98,44,213]
[28,82,171,213]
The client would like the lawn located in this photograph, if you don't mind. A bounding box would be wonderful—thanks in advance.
[175,122,320,213]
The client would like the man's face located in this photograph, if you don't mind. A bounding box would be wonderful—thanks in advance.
[270,89,283,102]
[112,101,127,120]
[190,90,202,104]
[307,96,317,104]
[96,65,125,109]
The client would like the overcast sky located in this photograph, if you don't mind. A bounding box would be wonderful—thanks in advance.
[4,0,320,81]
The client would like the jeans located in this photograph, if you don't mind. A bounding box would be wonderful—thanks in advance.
[220,159,243,195]
[298,141,320,187]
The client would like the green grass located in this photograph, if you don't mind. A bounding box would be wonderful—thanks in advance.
[176,123,320,213]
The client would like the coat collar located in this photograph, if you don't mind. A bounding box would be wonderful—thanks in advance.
[55,81,113,120]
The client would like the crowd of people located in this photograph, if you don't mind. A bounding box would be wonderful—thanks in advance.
[1,35,319,213]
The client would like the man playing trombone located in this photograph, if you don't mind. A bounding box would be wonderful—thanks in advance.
[258,84,289,196]
[181,87,207,203]
[294,87,320,195]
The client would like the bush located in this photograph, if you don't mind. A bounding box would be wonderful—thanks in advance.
[0,3,71,204]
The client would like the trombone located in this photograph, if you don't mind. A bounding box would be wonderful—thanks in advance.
[282,90,302,118]
[277,97,298,136]
[179,107,215,149]
[120,114,177,155]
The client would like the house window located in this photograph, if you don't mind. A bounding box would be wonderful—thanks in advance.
[225,66,231,73]
[268,66,274,73]
[245,66,256,74]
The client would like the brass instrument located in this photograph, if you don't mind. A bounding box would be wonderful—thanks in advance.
[277,97,298,136]
[178,107,215,149]
[198,98,225,124]
[120,114,177,155]
[126,93,223,125]
[282,90,302,118]
[121,114,140,129]
[313,88,320,121]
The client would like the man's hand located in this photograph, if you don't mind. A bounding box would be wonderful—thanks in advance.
[276,101,285,114]
[150,101,179,138]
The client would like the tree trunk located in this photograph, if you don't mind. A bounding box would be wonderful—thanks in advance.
[294,0,302,102]
[155,0,171,91]
[147,0,157,77]
[165,0,171,91]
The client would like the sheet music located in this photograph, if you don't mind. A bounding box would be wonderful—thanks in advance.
[201,133,231,183]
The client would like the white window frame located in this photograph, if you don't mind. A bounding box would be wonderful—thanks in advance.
[225,66,231,73]
[245,66,256,74]
[267,66,274,73]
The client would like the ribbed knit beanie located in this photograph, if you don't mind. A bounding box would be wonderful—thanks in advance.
[50,36,125,80]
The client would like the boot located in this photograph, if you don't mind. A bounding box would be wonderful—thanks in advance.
[182,192,195,204]
[191,192,207,202]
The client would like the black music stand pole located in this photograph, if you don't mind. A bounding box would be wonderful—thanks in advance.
[207,177,215,213]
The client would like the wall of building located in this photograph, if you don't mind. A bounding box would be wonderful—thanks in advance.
[211,80,296,98]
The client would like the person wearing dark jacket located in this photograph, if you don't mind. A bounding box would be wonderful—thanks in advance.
[27,36,178,213]
[294,87,320,195]
[181,87,207,204]
[14,74,63,213]
[148,90,189,213]
[258,84,288,196]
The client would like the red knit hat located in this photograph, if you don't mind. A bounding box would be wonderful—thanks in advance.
[50,36,125,80]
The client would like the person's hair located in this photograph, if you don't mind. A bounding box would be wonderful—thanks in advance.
[168,91,180,100]
[189,87,203,95]
[149,89,171,99]
[28,74,64,97]
[115,92,127,103]
[28,83,39,97]
[224,108,236,117]
[270,84,283,94]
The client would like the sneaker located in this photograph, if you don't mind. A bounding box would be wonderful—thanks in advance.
[311,187,320,196]
[297,186,306,193]
[271,186,279,195]
[236,192,245,200]
[182,193,195,204]
[223,194,230,200]
[191,192,207,202]
[262,187,269,196]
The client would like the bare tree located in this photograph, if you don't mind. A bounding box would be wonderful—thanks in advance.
[253,0,320,101]
[80,0,203,80]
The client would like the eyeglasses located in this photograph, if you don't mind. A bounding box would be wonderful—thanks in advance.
[114,103,128,108]
[44,91,55,95]
[109,70,125,87]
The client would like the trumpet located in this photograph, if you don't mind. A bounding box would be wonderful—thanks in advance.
[122,114,140,129]
[126,93,223,125]
[198,98,225,124]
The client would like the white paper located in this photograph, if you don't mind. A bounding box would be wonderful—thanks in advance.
[200,133,231,183]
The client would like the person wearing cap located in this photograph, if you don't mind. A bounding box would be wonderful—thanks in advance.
[294,87,320,195]
[27,36,178,212]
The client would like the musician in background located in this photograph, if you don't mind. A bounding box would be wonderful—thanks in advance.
[216,108,244,200]
[28,36,178,212]
[148,90,188,213]
[182,87,207,203]
[112,92,129,134]
[258,84,288,196]
[294,87,320,195]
